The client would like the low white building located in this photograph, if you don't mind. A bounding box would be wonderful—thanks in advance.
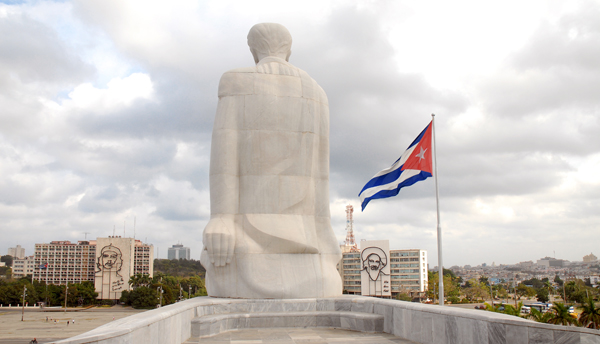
[12,256,36,279]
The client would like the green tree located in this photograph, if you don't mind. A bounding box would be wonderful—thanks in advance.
[579,297,600,329]
[427,270,461,301]
[548,302,579,326]
[129,286,159,308]
[515,284,536,300]
[395,292,412,301]
[565,280,589,304]
[75,281,98,305]
[528,307,553,323]
[463,279,489,302]
[129,273,152,289]
[502,302,523,317]
[536,288,549,303]
[554,275,564,287]
[0,255,13,267]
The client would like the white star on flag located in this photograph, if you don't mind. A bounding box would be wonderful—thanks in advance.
[415,147,427,161]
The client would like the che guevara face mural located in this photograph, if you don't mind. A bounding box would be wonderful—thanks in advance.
[97,244,123,276]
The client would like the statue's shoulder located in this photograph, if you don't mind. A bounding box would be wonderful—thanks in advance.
[297,69,328,104]
[218,67,257,97]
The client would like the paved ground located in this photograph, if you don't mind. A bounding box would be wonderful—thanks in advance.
[184,328,419,344]
[0,306,145,344]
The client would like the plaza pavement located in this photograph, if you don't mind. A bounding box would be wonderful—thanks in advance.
[0,306,145,343]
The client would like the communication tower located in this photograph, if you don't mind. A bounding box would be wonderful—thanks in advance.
[343,205,358,252]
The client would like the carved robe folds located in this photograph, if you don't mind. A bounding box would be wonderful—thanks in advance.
[201,56,342,298]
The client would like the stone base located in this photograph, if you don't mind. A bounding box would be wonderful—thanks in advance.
[191,311,384,338]
[50,296,600,344]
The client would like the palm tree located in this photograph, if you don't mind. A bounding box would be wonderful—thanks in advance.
[547,302,579,326]
[484,302,502,312]
[579,297,600,329]
[503,302,523,317]
[528,307,552,323]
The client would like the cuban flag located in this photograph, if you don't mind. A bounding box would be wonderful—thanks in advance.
[39,263,48,269]
[359,121,433,211]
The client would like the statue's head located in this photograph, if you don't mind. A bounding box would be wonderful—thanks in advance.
[247,23,292,64]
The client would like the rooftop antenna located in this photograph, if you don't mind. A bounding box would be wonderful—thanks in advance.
[133,216,136,239]
[123,220,126,237]
[113,225,115,237]
[83,232,91,240]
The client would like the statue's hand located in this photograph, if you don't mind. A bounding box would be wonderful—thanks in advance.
[203,217,235,267]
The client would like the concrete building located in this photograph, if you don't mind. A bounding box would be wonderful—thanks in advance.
[94,237,155,300]
[33,240,96,285]
[537,257,565,268]
[33,238,154,300]
[583,253,598,263]
[168,244,190,260]
[7,245,25,259]
[134,240,154,276]
[337,240,427,299]
[12,255,36,279]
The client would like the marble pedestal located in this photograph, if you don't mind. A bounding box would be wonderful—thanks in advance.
[51,296,600,344]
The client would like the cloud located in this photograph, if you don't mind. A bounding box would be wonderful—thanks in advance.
[1,0,599,267]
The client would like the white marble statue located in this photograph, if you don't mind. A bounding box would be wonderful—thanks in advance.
[200,23,342,298]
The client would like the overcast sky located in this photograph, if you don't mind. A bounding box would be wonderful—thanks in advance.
[1,0,599,268]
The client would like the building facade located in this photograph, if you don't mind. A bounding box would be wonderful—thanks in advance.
[33,238,154,300]
[8,245,26,259]
[33,241,96,285]
[12,256,36,279]
[168,244,190,260]
[583,253,598,263]
[338,240,427,299]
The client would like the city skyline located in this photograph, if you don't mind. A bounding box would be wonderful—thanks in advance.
[1,0,599,267]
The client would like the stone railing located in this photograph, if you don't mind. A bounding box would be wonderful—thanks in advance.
[50,296,600,344]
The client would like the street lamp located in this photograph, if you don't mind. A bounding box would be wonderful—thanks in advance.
[157,281,164,308]
[188,285,191,299]
[64,283,68,313]
[21,285,27,321]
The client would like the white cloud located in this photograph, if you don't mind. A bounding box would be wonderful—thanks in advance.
[1,0,599,267]
[64,73,154,110]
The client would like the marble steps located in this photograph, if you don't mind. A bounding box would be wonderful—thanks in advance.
[190,310,384,338]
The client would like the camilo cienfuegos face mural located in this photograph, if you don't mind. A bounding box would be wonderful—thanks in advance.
[360,241,391,297]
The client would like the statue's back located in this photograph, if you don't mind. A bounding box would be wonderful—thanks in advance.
[201,24,342,299]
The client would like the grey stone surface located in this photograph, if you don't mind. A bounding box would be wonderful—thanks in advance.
[445,315,458,344]
[184,328,420,344]
[554,330,580,344]
[50,296,600,344]
[506,324,529,344]
[191,310,384,338]
[374,303,394,333]
[488,322,506,344]
[432,313,447,344]
[582,333,600,344]
[529,327,554,344]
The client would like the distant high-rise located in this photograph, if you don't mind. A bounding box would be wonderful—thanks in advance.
[583,253,598,263]
[168,244,190,260]
[7,245,25,259]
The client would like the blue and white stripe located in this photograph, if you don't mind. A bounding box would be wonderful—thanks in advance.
[358,126,432,211]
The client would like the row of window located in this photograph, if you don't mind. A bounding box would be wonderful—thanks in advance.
[390,251,419,257]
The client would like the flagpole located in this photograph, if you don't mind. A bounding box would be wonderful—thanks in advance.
[432,114,444,306]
